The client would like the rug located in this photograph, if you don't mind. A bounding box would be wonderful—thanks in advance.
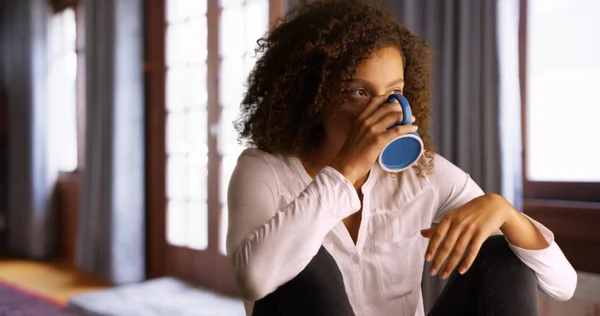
[69,277,246,316]
[0,280,83,315]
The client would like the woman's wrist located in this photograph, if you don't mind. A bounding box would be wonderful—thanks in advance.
[329,159,358,185]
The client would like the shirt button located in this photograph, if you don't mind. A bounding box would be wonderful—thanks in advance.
[352,253,360,263]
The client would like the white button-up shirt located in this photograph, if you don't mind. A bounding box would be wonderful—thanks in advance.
[226,148,577,316]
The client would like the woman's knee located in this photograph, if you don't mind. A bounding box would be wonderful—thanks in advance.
[473,235,536,283]
[253,246,354,316]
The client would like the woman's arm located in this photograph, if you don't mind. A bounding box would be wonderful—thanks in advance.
[426,154,577,301]
[226,150,360,301]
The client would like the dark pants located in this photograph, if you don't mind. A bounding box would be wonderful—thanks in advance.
[252,236,539,316]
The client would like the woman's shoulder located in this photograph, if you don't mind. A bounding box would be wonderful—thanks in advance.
[417,153,469,184]
[235,148,298,181]
[238,148,291,170]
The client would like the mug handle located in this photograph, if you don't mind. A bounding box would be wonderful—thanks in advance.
[386,93,413,126]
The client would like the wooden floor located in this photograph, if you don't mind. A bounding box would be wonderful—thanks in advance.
[0,258,109,304]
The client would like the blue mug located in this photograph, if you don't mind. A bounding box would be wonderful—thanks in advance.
[378,94,424,172]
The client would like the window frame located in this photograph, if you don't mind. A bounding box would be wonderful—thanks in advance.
[519,0,600,203]
[519,0,600,274]
[146,0,285,294]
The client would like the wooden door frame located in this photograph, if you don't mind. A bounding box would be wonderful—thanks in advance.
[145,0,286,296]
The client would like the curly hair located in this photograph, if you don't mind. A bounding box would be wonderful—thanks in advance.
[235,0,435,175]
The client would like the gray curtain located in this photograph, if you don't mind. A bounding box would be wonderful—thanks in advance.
[387,0,522,312]
[76,0,145,284]
[0,0,57,258]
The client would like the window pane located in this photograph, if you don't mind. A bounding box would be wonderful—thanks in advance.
[187,109,209,155]
[188,64,208,108]
[166,68,185,111]
[167,155,188,199]
[166,18,208,66]
[219,6,245,58]
[166,112,188,154]
[220,0,244,9]
[244,0,269,53]
[48,8,78,172]
[62,9,76,52]
[167,0,207,24]
[244,54,257,78]
[187,165,208,200]
[167,199,188,247]
[166,65,208,111]
[187,200,208,250]
[219,57,246,108]
[218,107,245,155]
[526,0,600,182]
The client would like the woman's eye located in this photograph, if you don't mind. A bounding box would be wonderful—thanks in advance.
[349,89,368,98]
[392,89,403,94]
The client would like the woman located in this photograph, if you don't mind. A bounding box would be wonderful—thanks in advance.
[226,1,577,315]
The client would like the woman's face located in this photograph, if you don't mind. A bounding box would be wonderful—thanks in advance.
[322,45,405,150]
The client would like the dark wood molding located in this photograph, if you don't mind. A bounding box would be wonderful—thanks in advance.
[145,0,167,280]
[56,171,82,264]
[524,199,600,274]
[51,0,78,13]
[524,181,600,202]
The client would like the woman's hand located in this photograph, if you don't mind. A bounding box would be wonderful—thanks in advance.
[330,95,417,185]
[420,193,517,279]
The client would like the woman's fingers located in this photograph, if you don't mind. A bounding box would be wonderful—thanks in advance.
[429,222,461,276]
[424,221,449,264]
[357,94,391,122]
[378,124,418,147]
[375,109,405,131]
[439,230,473,278]
[458,233,486,274]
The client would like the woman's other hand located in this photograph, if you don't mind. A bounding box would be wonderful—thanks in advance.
[420,193,518,278]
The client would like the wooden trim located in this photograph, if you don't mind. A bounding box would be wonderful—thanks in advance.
[207,0,239,297]
[145,0,167,279]
[207,0,221,260]
[51,0,78,13]
[269,0,286,30]
[524,181,600,202]
[519,0,527,185]
[56,171,82,264]
[524,199,600,273]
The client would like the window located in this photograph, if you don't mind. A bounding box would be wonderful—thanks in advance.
[48,8,79,172]
[525,0,600,183]
[146,0,283,293]
[163,0,270,253]
[522,0,600,202]
[164,0,210,250]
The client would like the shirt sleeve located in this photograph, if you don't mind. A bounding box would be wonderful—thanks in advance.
[226,149,361,301]
[429,154,577,301]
